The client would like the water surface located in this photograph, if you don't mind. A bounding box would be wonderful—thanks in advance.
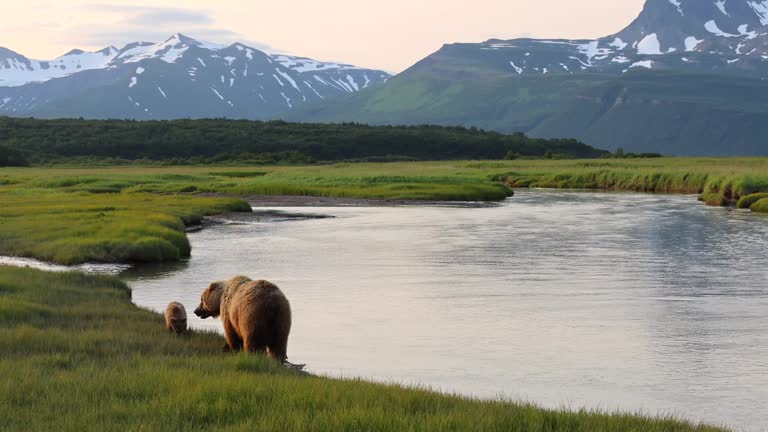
[127,191,768,431]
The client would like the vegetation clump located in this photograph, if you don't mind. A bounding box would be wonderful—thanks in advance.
[0,266,730,432]
[736,192,768,209]
[750,198,768,213]
[0,188,251,265]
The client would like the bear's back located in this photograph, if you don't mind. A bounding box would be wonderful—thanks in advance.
[222,278,288,318]
[166,301,187,319]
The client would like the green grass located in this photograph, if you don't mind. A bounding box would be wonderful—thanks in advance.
[1,158,766,265]
[736,192,768,209]
[750,198,768,213]
[0,266,729,432]
[0,189,251,265]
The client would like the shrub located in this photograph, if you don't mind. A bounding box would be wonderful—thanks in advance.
[736,193,768,209]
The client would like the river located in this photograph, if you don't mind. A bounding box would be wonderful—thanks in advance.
[125,190,768,431]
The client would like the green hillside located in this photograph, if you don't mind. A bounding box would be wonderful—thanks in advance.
[292,69,768,156]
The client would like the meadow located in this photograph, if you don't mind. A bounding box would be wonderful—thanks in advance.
[1,157,767,265]
[0,266,730,432]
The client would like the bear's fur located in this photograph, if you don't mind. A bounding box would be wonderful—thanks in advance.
[194,276,291,361]
[164,302,187,335]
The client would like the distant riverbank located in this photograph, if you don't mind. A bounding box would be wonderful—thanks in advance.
[0,158,766,266]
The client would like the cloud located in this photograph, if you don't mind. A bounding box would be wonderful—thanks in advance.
[88,4,215,25]
[68,4,273,52]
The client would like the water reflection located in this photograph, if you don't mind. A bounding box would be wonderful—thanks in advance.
[128,191,768,431]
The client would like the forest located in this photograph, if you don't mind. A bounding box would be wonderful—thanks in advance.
[0,117,607,165]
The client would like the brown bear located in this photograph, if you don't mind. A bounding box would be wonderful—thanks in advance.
[194,276,291,362]
[164,302,188,335]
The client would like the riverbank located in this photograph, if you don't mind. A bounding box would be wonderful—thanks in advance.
[0,265,729,432]
[1,158,766,265]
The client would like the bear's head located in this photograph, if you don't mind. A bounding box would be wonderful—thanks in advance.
[169,316,187,334]
[194,281,225,319]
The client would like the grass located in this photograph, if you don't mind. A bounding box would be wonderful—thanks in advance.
[0,189,250,265]
[736,192,768,209]
[0,158,766,265]
[0,266,729,432]
[750,198,768,213]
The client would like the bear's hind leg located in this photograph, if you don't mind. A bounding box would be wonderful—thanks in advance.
[223,319,243,352]
[243,335,267,355]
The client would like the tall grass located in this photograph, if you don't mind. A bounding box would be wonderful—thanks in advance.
[0,266,729,432]
[736,193,768,209]
[750,198,768,213]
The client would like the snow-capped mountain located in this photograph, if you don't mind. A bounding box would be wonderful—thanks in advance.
[295,0,768,156]
[426,0,768,77]
[0,34,390,119]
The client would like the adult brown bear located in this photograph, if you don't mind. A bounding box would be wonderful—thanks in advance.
[194,276,291,362]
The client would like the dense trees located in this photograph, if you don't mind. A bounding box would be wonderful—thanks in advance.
[0,144,29,166]
[0,117,607,165]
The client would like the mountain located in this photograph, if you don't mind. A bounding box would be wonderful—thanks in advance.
[293,0,768,156]
[0,34,390,119]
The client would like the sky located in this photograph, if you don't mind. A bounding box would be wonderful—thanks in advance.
[1,0,645,72]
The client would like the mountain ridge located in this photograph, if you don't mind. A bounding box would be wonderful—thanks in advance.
[0,33,390,119]
[292,0,768,156]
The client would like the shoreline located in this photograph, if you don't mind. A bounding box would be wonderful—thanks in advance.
[196,192,508,208]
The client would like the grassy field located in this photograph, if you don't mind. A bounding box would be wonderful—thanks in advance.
[1,158,766,265]
[0,266,729,432]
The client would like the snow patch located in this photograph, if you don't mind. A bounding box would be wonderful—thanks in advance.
[135,67,145,75]
[629,60,653,70]
[705,20,739,37]
[668,0,683,15]
[280,92,292,108]
[637,34,663,55]
[272,55,362,73]
[715,0,729,16]
[210,87,224,101]
[275,69,300,91]
[304,81,324,98]
[749,1,768,25]
[345,74,359,91]
[157,87,167,99]
[738,24,759,39]
[509,61,523,74]
[577,41,613,64]
[685,36,704,51]
[129,77,137,88]
[608,38,628,50]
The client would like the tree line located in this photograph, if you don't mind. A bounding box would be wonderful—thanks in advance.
[0,117,608,166]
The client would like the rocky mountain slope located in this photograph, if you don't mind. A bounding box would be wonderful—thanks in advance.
[0,34,390,119]
[295,0,768,156]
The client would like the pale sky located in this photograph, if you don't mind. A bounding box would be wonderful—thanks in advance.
[1,0,645,72]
